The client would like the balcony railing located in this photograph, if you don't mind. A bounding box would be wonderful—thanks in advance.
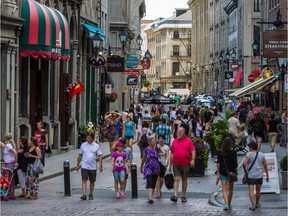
[171,51,191,57]
[172,34,191,39]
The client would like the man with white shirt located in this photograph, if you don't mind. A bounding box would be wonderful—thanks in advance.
[77,133,103,200]
[227,112,240,136]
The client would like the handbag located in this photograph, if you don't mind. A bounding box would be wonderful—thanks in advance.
[32,157,44,174]
[242,152,258,184]
[45,145,52,154]
[223,156,238,182]
[164,173,174,190]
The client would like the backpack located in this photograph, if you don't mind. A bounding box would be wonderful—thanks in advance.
[133,113,139,124]
[139,132,148,148]
[253,119,264,134]
[239,109,249,123]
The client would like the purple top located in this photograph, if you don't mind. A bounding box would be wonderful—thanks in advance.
[143,147,160,178]
[111,151,126,172]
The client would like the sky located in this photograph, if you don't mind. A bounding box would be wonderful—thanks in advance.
[144,0,189,20]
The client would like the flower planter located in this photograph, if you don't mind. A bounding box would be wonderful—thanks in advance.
[210,140,220,158]
[189,159,205,177]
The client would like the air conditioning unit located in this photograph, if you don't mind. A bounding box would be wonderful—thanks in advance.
[175,72,180,75]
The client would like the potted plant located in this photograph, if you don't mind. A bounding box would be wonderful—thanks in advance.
[78,122,94,146]
[280,155,287,190]
[189,137,210,177]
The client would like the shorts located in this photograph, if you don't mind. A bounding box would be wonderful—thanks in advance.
[220,174,228,181]
[113,170,126,181]
[159,163,167,178]
[81,169,97,182]
[124,136,134,140]
[173,165,190,178]
[247,178,263,185]
[146,174,158,189]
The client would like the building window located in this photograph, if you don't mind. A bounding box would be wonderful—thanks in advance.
[172,62,180,76]
[254,0,260,12]
[19,57,29,117]
[187,45,191,56]
[173,45,179,56]
[173,31,179,39]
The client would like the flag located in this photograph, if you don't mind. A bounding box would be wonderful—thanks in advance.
[68,80,85,99]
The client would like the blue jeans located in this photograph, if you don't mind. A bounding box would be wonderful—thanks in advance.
[39,145,46,167]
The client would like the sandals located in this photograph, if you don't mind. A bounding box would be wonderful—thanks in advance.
[156,191,162,198]
[17,194,26,198]
[170,196,178,202]
[147,199,154,204]
[181,197,187,202]
[89,194,93,200]
[80,194,87,200]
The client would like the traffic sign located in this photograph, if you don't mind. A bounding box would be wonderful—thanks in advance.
[248,73,256,82]
[230,62,239,71]
[225,71,233,80]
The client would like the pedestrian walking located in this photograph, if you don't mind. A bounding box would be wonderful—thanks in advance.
[140,137,160,204]
[25,137,42,200]
[242,141,269,210]
[169,127,196,203]
[136,121,152,158]
[279,108,287,147]
[267,114,279,152]
[16,137,29,198]
[155,118,171,146]
[249,112,267,151]
[76,133,103,200]
[156,135,169,198]
[111,141,129,199]
[105,111,121,153]
[34,121,48,166]
[172,115,182,139]
[216,137,238,210]
[227,112,241,136]
[123,115,136,151]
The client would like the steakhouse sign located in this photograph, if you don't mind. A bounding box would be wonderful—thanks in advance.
[263,30,288,58]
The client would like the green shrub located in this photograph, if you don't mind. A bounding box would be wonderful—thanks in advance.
[280,155,287,171]
[225,110,232,121]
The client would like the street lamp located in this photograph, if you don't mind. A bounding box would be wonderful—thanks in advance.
[231,49,236,60]
[91,33,103,54]
[225,49,230,61]
[277,57,288,79]
[119,31,128,50]
[252,39,259,56]
[136,35,143,50]
[218,51,223,62]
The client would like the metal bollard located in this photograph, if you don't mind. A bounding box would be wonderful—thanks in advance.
[63,160,71,196]
[131,163,138,198]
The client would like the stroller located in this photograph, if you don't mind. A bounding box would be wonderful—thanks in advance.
[0,165,15,201]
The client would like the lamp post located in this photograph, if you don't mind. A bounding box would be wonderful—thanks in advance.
[277,57,288,110]
[119,31,128,52]
[252,39,260,56]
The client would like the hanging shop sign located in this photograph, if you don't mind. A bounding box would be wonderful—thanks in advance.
[124,69,141,75]
[89,55,105,68]
[263,30,288,58]
[230,62,239,71]
[107,55,125,72]
[122,86,129,92]
[126,75,138,85]
[141,59,151,69]
[262,67,274,79]
[125,55,140,68]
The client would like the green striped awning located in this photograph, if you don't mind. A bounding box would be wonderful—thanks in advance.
[20,0,70,61]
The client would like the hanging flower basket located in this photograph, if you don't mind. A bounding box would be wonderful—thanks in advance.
[105,91,118,102]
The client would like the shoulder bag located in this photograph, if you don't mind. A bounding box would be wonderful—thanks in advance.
[242,152,258,184]
[223,156,238,182]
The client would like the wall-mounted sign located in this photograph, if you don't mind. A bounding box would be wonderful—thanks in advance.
[124,69,141,75]
[126,75,138,85]
[89,55,105,68]
[263,30,288,58]
[107,55,125,72]
[125,55,140,68]
[248,73,256,83]
[122,86,129,92]
[225,71,233,80]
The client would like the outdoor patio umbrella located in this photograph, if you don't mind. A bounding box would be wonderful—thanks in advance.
[143,94,175,104]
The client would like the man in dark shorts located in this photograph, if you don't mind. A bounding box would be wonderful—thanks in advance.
[169,127,196,203]
[77,133,103,200]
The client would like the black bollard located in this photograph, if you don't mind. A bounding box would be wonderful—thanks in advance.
[63,160,71,196]
[131,163,138,198]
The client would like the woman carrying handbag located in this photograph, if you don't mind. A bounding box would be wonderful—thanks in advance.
[242,141,269,210]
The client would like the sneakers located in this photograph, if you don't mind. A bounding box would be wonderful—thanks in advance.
[119,191,125,198]
[115,192,120,199]
[223,205,229,210]
[249,205,256,210]
[256,203,261,209]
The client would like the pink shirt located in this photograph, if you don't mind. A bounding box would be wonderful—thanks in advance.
[171,136,195,165]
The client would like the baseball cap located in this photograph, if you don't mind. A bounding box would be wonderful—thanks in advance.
[116,142,123,147]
